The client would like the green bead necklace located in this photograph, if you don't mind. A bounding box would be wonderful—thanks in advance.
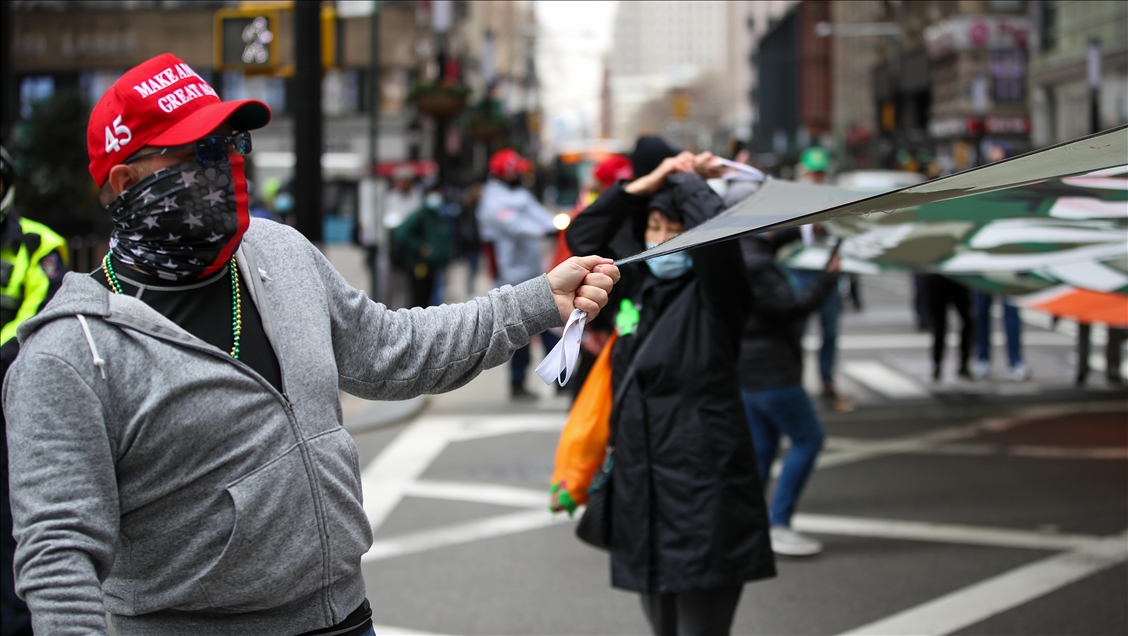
[102,253,242,359]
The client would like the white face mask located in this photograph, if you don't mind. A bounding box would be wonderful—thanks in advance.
[644,242,693,280]
[424,193,443,209]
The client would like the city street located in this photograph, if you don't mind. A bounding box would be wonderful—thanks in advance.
[4,3,1126,635]
[336,259,1128,636]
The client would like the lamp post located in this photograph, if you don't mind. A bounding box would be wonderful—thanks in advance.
[1088,38,1101,135]
[0,3,11,143]
[365,1,386,302]
[431,0,452,185]
[972,74,989,167]
[294,0,322,243]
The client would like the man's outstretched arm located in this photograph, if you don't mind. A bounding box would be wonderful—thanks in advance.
[304,230,619,399]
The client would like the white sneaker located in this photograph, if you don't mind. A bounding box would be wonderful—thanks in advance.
[1009,362,1031,382]
[971,359,991,380]
[770,526,823,556]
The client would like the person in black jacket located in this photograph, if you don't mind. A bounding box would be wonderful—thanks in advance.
[567,149,775,636]
[738,229,839,557]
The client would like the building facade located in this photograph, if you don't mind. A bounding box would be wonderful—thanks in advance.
[922,1,1033,170]
[829,0,884,169]
[1027,0,1128,147]
[752,0,831,165]
[606,0,727,145]
[8,0,537,239]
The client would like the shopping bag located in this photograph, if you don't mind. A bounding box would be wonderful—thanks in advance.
[548,332,618,515]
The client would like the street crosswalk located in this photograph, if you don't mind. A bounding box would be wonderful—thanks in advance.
[359,402,1127,635]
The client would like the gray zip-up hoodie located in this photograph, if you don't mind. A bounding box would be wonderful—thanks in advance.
[2,219,562,635]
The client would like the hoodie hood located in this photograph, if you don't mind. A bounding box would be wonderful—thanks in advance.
[15,273,113,344]
[13,271,199,381]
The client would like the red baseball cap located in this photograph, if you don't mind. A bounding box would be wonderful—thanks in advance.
[489,148,529,178]
[592,154,633,187]
[87,53,271,187]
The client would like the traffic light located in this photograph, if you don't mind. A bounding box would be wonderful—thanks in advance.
[214,7,281,74]
[321,4,339,70]
[672,92,690,121]
[214,5,339,74]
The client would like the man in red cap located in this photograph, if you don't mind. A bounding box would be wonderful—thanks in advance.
[476,148,559,400]
[3,54,619,635]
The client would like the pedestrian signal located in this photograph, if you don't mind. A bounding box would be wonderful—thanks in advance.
[672,92,690,121]
[214,8,280,73]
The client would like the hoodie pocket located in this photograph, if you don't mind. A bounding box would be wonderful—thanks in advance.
[306,428,373,584]
[199,444,324,612]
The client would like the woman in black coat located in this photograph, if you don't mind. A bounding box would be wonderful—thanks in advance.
[566,151,775,636]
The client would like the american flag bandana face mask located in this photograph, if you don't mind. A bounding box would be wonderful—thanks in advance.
[106,154,250,281]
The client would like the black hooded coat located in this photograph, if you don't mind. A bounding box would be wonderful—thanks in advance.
[566,173,776,594]
[739,229,837,389]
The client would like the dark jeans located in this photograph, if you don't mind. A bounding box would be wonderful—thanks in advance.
[510,330,561,386]
[429,269,446,306]
[973,292,1023,367]
[913,274,931,330]
[1077,324,1126,383]
[926,275,973,373]
[743,384,826,528]
[409,272,436,308]
[639,585,744,636]
[792,270,841,385]
[363,245,379,300]
[463,250,480,296]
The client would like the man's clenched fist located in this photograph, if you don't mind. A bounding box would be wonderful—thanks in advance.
[546,255,621,323]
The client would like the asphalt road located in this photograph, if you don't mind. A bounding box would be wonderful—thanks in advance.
[339,267,1128,636]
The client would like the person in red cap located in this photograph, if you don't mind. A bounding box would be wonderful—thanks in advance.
[2,53,620,636]
[547,154,634,398]
[476,148,560,400]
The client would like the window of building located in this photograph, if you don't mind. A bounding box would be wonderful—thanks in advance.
[79,70,124,107]
[244,76,286,113]
[19,76,55,118]
[322,69,363,116]
[222,71,247,101]
[987,0,1026,12]
[1041,1,1059,52]
[990,50,1026,104]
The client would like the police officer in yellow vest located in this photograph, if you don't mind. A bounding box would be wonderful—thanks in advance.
[1,143,67,636]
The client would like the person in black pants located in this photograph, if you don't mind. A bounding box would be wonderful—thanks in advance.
[567,143,775,636]
[925,274,974,381]
[1076,324,1126,386]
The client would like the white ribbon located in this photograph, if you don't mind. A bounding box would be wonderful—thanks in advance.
[717,158,767,181]
[535,309,587,387]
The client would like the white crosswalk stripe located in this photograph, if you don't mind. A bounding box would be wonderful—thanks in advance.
[841,359,931,398]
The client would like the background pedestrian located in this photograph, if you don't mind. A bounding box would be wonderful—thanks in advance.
[1,143,68,636]
[476,148,559,400]
[393,184,452,308]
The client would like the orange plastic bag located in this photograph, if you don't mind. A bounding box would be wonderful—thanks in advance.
[548,332,618,515]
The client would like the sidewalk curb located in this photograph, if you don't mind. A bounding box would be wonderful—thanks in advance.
[343,396,430,434]
[820,388,1127,424]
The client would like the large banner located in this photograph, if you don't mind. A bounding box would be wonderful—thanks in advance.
[616,125,1128,266]
[779,165,1128,327]
[612,125,1128,327]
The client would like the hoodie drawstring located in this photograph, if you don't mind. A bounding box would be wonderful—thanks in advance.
[76,315,107,379]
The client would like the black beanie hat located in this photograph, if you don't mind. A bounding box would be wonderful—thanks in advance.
[630,136,680,179]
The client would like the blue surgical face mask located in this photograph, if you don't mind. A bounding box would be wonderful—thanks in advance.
[644,241,693,280]
[424,193,443,209]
